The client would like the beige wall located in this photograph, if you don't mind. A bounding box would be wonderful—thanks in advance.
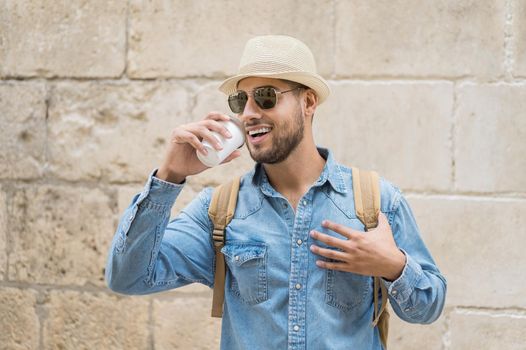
[1,0,525,349]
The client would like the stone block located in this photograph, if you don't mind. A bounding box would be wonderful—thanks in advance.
[42,290,149,350]
[47,81,190,183]
[514,0,526,76]
[455,83,526,193]
[389,311,445,350]
[314,81,453,191]
[407,196,526,308]
[153,295,221,349]
[0,187,6,280]
[7,185,115,286]
[128,0,333,78]
[450,310,526,349]
[0,82,47,180]
[0,0,126,78]
[0,287,39,349]
[335,0,506,78]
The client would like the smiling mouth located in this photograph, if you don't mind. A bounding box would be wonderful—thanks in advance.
[248,127,272,138]
[247,126,272,144]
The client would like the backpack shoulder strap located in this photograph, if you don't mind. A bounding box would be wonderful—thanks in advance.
[352,167,381,230]
[208,176,241,318]
[351,167,389,348]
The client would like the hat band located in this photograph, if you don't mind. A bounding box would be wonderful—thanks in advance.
[239,61,312,75]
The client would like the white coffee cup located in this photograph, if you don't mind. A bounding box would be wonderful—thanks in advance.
[196,117,245,167]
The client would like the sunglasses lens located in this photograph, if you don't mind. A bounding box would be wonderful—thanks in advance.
[228,91,248,113]
[254,87,277,109]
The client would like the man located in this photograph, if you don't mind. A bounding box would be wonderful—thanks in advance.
[106,35,446,349]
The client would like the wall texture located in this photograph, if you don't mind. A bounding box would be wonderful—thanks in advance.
[1,0,525,349]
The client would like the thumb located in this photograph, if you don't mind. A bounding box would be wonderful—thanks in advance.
[220,150,242,164]
[376,211,391,231]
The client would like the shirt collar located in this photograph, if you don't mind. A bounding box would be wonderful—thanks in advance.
[251,147,348,195]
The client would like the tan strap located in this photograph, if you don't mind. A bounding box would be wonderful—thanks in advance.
[208,176,241,317]
[352,167,380,231]
[352,167,389,346]
[372,277,388,327]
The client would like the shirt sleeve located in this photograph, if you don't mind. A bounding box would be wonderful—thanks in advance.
[105,169,215,295]
[381,195,447,324]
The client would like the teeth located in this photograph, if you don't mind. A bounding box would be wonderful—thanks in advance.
[248,127,271,136]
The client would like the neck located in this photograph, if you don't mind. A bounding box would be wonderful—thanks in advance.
[262,137,326,199]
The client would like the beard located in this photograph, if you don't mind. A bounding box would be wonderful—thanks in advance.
[247,106,305,164]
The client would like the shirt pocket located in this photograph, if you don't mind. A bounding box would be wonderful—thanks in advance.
[221,241,268,305]
[325,256,373,312]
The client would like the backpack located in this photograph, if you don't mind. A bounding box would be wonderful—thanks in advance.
[208,168,390,348]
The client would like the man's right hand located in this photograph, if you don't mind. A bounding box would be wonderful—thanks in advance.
[156,112,243,184]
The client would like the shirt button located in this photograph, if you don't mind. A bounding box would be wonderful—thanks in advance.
[293,325,300,331]
[302,200,307,206]
[392,290,398,295]
[295,283,302,290]
[234,256,240,261]
[296,239,303,246]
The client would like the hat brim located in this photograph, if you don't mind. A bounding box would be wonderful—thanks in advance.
[219,71,330,104]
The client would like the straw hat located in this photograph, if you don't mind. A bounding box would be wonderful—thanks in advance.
[219,35,330,104]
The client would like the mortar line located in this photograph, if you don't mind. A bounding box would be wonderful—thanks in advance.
[1,179,525,199]
[0,280,213,298]
[454,305,526,315]
[2,183,7,281]
[43,81,51,182]
[123,0,131,79]
[331,0,337,79]
[404,192,526,200]
[450,81,458,192]
[2,75,526,84]
[504,0,515,79]
[36,289,45,350]
[443,309,451,350]
[148,298,155,350]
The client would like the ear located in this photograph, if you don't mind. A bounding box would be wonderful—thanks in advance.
[302,89,318,120]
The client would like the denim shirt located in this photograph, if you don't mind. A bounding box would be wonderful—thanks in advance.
[105,148,447,350]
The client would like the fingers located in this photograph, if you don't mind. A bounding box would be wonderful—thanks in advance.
[309,230,349,250]
[202,117,233,139]
[171,112,234,153]
[205,111,231,122]
[314,260,349,271]
[321,220,359,239]
[172,130,208,155]
[309,244,348,261]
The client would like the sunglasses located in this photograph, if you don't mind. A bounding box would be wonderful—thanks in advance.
[228,86,301,114]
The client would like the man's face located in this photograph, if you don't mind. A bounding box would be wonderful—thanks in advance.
[236,77,305,164]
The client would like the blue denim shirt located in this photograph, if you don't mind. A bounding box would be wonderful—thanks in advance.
[106,148,446,350]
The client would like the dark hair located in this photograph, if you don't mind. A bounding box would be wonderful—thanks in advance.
[282,79,309,95]
[281,79,316,120]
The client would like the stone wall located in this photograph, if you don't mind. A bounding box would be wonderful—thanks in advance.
[1,0,525,349]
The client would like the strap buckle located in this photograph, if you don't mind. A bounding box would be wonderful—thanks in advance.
[212,228,225,248]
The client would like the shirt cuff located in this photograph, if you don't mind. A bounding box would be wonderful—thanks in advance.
[136,168,185,207]
[382,250,423,304]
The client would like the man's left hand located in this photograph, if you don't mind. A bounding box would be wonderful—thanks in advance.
[309,212,406,281]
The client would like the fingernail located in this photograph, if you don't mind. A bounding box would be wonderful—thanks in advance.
[225,130,232,138]
[310,245,315,251]
[310,230,315,237]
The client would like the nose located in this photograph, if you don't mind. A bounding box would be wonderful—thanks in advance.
[238,95,262,124]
